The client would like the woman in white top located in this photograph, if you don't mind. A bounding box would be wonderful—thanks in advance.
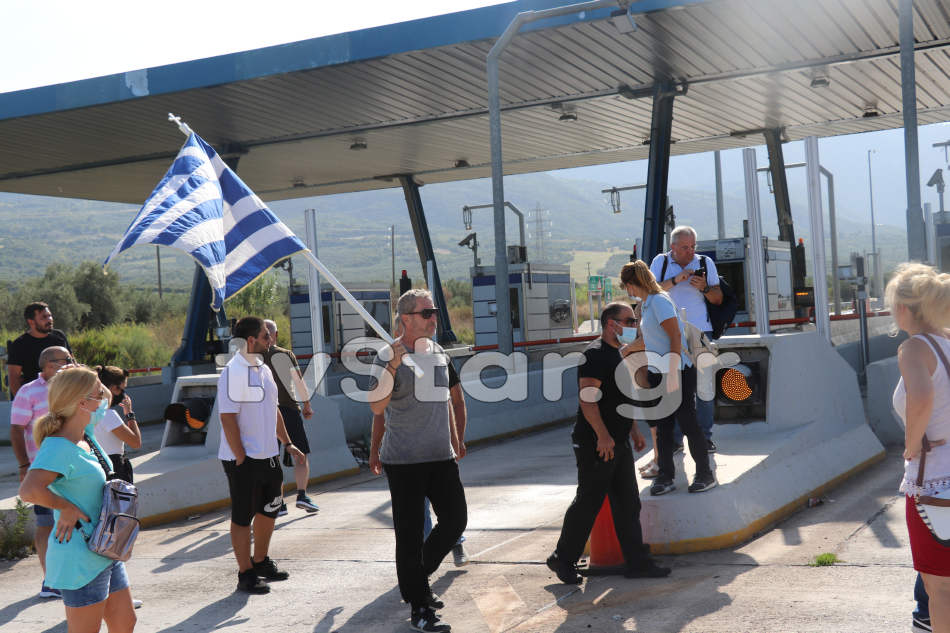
[93,366,141,483]
[888,262,950,633]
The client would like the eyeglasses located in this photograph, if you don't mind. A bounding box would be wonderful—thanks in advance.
[613,318,637,326]
[405,308,439,319]
[49,356,73,365]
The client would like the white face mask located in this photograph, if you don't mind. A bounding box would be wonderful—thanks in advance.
[618,326,638,345]
[627,293,641,303]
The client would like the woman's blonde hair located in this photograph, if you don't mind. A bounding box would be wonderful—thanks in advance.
[884,262,950,331]
[33,366,106,447]
[619,260,663,296]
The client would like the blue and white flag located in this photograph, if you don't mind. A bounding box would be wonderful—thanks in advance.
[104,133,306,310]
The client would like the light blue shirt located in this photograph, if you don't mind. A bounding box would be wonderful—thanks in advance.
[640,292,691,370]
[29,436,112,590]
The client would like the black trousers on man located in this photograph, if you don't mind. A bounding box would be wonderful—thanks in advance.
[383,459,467,608]
[554,438,650,566]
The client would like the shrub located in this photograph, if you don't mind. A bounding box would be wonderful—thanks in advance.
[0,498,32,560]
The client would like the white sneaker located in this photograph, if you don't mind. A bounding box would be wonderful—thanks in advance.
[133,598,143,609]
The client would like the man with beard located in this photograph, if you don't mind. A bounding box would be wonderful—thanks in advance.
[7,302,71,397]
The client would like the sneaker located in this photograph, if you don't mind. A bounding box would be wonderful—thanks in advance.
[452,542,469,567]
[672,443,684,454]
[913,614,933,632]
[133,598,143,609]
[38,584,61,599]
[624,558,671,578]
[650,479,676,496]
[638,460,660,479]
[237,569,270,594]
[252,556,289,581]
[410,606,451,632]
[688,474,717,493]
[295,494,319,513]
[706,439,717,453]
[423,581,444,609]
[277,502,288,517]
[546,552,583,585]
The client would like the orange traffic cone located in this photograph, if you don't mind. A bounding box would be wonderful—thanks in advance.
[587,497,626,575]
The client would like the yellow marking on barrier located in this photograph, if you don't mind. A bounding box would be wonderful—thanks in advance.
[140,467,360,528]
[647,450,886,554]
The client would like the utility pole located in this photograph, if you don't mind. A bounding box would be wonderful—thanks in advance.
[867,150,878,297]
[390,224,395,289]
[155,246,163,300]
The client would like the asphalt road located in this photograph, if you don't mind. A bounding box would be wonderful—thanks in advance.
[0,426,917,633]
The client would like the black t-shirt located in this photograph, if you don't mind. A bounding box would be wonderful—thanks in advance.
[572,337,635,446]
[7,329,71,385]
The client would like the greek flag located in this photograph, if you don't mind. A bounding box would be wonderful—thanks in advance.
[104,133,306,310]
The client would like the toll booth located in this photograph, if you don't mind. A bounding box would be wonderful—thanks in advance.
[289,284,392,368]
[471,263,573,348]
[697,237,795,333]
[932,211,950,273]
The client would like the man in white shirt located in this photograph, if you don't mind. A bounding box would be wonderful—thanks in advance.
[650,225,724,452]
[218,316,304,594]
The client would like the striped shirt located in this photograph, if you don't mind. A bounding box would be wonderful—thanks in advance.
[10,375,48,462]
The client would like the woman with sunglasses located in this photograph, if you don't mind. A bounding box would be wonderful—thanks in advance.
[19,365,137,633]
[618,260,716,496]
[94,365,141,483]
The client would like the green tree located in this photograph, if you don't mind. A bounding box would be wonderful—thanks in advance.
[224,270,288,320]
[73,261,124,328]
[12,264,90,333]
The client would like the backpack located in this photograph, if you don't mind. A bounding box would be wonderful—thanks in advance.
[660,254,738,340]
[83,433,140,561]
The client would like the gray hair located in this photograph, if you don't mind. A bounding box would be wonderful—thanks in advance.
[39,346,69,368]
[670,225,697,245]
[396,289,432,317]
[263,319,277,336]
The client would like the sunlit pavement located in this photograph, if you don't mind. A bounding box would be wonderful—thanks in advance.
[0,426,916,633]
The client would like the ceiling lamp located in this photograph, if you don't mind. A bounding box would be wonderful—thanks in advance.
[558,111,578,122]
[809,69,830,89]
[349,139,367,151]
[862,102,880,118]
[454,159,470,168]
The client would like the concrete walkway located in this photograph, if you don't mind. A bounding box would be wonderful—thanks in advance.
[0,426,917,633]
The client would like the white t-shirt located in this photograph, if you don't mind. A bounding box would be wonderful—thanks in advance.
[94,408,126,456]
[217,352,280,460]
[650,252,720,332]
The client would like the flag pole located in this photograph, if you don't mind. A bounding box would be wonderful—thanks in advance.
[165,114,422,377]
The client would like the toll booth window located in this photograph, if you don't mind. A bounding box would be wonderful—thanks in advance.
[509,287,521,330]
[716,261,746,313]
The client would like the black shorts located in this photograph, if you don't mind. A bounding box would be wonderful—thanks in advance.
[279,405,311,455]
[222,456,284,526]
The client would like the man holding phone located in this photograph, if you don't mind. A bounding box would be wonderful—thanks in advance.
[651,225,723,453]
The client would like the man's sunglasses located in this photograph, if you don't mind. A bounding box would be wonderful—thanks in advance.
[405,308,440,319]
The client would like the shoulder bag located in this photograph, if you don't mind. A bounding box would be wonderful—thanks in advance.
[914,334,950,546]
[83,433,141,561]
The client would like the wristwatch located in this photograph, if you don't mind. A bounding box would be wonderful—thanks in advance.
[124,411,136,422]
[701,285,710,294]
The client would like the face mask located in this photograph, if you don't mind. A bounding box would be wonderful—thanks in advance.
[85,398,109,432]
[627,293,641,303]
[618,326,638,345]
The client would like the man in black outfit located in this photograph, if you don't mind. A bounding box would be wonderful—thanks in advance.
[547,301,671,584]
[7,302,71,397]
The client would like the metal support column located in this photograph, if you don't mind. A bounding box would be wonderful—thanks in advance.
[399,175,457,345]
[900,0,928,261]
[641,82,676,262]
[714,150,725,239]
[743,149,770,334]
[805,137,831,343]
[821,167,842,316]
[764,129,803,290]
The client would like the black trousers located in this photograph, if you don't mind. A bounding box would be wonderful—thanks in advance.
[555,438,649,567]
[656,365,712,482]
[383,459,467,608]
